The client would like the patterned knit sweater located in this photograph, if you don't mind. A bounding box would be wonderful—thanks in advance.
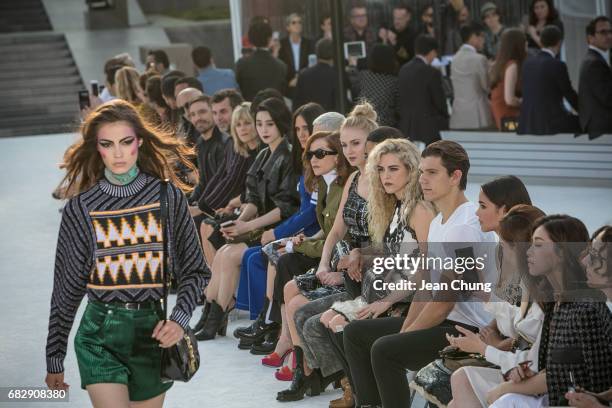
[46,173,209,373]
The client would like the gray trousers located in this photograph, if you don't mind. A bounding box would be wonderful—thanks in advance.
[294,291,351,377]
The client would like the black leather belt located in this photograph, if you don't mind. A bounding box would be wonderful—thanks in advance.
[103,300,162,310]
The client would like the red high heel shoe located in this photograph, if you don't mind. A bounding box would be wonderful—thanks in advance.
[261,348,292,368]
[275,365,294,381]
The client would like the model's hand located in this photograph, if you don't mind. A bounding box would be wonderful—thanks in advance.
[152,320,185,348]
[356,301,391,320]
[45,373,69,390]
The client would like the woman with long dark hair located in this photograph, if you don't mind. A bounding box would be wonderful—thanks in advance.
[486,215,612,407]
[44,100,209,407]
[448,204,546,408]
[526,0,563,50]
[490,29,528,130]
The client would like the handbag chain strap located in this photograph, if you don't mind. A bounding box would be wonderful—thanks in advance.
[160,179,170,322]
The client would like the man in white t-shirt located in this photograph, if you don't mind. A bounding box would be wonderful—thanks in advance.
[343,140,497,408]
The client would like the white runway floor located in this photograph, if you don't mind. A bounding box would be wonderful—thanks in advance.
[0,133,610,408]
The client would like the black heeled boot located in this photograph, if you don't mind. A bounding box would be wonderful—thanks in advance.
[192,301,211,333]
[234,297,269,339]
[249,325,280,355]
[195,301,228,341]
[276,346,322,402]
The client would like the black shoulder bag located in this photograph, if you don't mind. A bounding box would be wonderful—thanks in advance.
[159,180,200,383]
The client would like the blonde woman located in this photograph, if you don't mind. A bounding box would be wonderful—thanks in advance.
[321,138,434,330]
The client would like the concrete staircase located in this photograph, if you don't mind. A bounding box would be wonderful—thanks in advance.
[0,33,84,138]
[0,0,52,33]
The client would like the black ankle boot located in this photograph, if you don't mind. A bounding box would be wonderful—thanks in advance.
[249,326,280,355]
[195,301,228,341]
[233,297,268,339]
[191,301,211,333]
[276,346,321,402]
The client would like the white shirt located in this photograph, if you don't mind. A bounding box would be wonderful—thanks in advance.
[426,201,497,328]
[291,39,301,73]
[589,45,611,66]
[322,170,337,195]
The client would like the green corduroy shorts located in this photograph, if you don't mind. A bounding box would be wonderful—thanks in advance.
[74,301,173,401]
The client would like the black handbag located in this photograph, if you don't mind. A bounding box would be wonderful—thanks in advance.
[159,180,200,383]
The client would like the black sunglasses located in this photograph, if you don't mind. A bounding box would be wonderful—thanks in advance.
[306,149,337,160]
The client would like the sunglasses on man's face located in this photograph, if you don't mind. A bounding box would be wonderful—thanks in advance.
[306,149,337,160]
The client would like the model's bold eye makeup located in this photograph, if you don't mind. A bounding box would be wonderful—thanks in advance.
[98,140,112,148]
[121,137,136,146]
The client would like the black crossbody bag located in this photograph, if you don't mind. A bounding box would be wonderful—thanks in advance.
[159,180,200,383]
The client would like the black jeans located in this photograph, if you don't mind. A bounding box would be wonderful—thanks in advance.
[343,317,477,408]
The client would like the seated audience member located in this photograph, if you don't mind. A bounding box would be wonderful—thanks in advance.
[318,138,435,391]
[294,38,338,112]
[293,126,405,407]
[146,49,170,74]
[101,55,133,102]
[278,13,314,101]
[236,19,288,101]
[161,71,186,110]
[230,103,325,348]
[144,75,170,125]
[343,1,377,70]
[192,46,239,96]
[228,108,339,336]
[584,225,612,308]
[187,95,230,210]
[176,87,203,146]
[481,2,506,60]
[211,89,245,133]
[579,16,612,139]
[195,98,301,341]
[490,29,527,131]
[353,44,399,127]
[174,76,204,95]
[450,22,495,130]
[448,204,545,408]
[518,25,580,135]
[487,215,612,408]
[343,140,497,408]
[274,131,352,402]
[114,66,143,106]
[397,35,449,146]
[526,0,564,52]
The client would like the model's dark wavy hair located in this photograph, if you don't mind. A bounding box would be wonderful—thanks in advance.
[528,0,559,26]
[59,99,196,197]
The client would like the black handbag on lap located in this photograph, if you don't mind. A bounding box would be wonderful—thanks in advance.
[159,180,200,383]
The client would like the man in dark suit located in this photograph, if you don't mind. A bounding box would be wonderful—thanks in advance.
[236,20,288,101]
[278,13,314,101]
[294,38,338,111]
[579,16,612,139]
[397,34,449,145]
[518,25,580,135]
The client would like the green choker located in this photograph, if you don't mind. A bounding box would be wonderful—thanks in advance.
[104,165,140,185]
